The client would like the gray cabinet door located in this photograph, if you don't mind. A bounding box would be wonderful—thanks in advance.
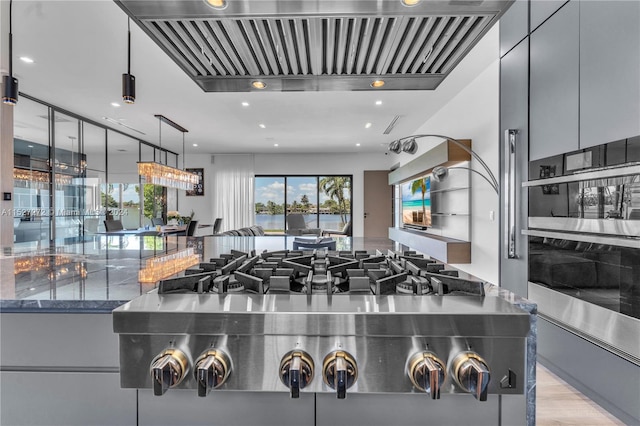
[500,39,529,298]
[529,0,579,161]
[500,0,529,57]
[530,0,568,32]
[580,0,640,148]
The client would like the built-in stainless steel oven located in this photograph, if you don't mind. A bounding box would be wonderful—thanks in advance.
[524,141,640,366]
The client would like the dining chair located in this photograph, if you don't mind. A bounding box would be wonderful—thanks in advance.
[212,218,223,234]
[104,219,124,232]
[286,214,321,236]
[322,220,352,237]
[186,220,198,236]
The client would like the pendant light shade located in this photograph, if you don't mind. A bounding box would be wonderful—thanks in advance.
[122,73,135,104]
[122,18,135,104]
[2,75,18,105]
[3,0,18,105]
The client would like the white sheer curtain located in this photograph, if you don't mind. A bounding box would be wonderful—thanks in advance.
[212,154,255,231]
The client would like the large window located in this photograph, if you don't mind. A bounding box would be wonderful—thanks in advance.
[255,175,352,234]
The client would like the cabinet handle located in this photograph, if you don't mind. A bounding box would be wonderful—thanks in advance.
[505,129,518,259]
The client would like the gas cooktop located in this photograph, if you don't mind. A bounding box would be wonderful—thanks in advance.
[158,248,485,297]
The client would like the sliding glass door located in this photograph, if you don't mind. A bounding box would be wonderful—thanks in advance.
[255,175,352,234]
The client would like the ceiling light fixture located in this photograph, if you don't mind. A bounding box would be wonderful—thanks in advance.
[122,18,136,104]
[365,123,372,129]
[111,102,121,107]
[2,0,18,105]
[356,143,361,147]
[137,115,199,191]
[274,144,279,147]
[19,56,34,64]
[193,143,198,147]
[242,102,249,107]
[259,124,266,129]
[401,0,422,6]
[387,134,499,194]
[203,0,228,10]
[375,100,382,105]
[370,80,385,88]
[252,81,267,89]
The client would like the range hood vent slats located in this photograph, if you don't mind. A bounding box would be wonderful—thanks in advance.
[190,21,227,75]
[436,15,487,74]
[167,20,214,76]
[125,0,511,92]
[147,21,202,77]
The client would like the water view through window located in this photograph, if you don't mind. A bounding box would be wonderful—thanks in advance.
[255,176,352,234]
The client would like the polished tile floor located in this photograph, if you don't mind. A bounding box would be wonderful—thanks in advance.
[536,364,625,425]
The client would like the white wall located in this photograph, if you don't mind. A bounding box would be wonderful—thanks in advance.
[179,152,392,237]
[393,40,500,283]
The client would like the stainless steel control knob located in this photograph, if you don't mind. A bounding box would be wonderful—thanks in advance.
[279,350,314,398]
[150,348,189,396]
[408,352,446,399]
[194,349,231,397]
[452,351,490,401]
[322,350,357,399]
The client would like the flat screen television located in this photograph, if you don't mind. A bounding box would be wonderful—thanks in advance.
[401,176,431,229]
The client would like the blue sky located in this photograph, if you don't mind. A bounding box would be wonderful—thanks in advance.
[255,177,335,204]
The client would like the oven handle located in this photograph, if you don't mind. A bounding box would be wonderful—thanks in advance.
[505,129,518,259]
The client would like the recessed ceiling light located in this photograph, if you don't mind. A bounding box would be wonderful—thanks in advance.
[365,123,372,129]
[20,56,34,63]
[252,81,267,89]
[259,124,266,129]
[27,145,34,148]
[274,143,279,147]
[192,143,198,147]
[203,0,228,10]
[375,100,383,105]
[370,80,385,88]
[111,102,121,107]
[401,0,422,6]
[356,143,361,147]
[242,102,249,107]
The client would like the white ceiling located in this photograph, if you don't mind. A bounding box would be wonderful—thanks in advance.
[8,0,499,156]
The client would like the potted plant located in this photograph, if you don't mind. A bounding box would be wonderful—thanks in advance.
[181,210,195,225]
[167,211,181,225]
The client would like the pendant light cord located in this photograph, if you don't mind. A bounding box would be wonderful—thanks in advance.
[8,0,13,76]
[127,18,131,75]
[182,133,185,170]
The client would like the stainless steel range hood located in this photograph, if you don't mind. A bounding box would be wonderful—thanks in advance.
[114,0,513,92]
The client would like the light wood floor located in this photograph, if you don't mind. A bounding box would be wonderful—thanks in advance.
[536,364,626,425]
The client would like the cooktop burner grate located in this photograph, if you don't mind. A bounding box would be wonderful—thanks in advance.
[157,248,485,296]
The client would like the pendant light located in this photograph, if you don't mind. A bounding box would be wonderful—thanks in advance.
[2,0,18,105]
[137,115,199,191]
[122,18,135,104]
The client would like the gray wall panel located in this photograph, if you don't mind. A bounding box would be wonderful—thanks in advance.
[529,0,579,161]
[499,39,529,297]
[530,0,568,32]
[500,0,529,57]
[538,318,640,425]
[0,313,118,368]
[315,393,500,426]
[580,0,640,148]
[138,390,315,426]
[0,372,136,426]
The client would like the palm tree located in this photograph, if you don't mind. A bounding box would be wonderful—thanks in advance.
[411,178,428,225]
[320,177,351,224]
